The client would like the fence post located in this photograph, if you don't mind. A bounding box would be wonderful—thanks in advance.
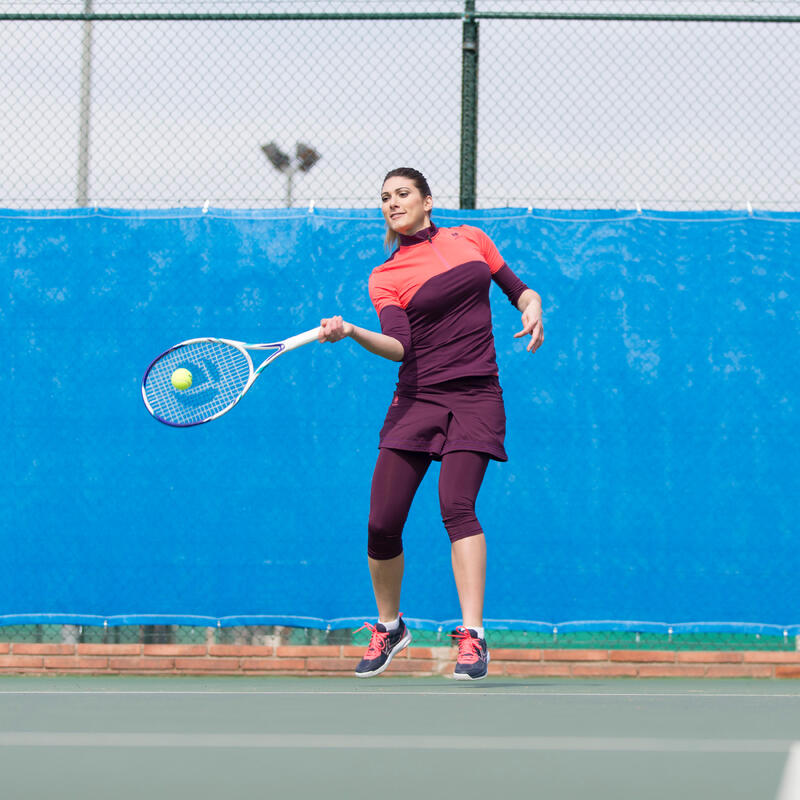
[77,0,93,207]
[459,0,478,209]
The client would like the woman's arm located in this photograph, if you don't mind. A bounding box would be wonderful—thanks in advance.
[514,289,544,353]
[319,315,404,362]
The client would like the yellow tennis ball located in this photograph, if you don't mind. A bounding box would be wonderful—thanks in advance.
[171,368,193,390]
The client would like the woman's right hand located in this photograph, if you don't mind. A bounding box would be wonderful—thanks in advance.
[319,315,352,343]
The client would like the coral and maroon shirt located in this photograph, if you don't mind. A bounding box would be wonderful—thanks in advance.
[368,223,529,390]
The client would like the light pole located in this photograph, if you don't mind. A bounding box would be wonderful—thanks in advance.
[261,141,321,207]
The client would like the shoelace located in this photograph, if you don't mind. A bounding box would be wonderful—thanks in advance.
[355,621,390,659]
[450,628,482,664]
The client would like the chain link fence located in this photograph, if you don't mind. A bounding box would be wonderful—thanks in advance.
[3,2,799,651]
[1,1,799,209]
[1,623,798,651]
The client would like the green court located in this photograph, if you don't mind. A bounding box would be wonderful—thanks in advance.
[2,676,799,799]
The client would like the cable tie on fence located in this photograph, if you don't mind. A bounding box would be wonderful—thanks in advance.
[746,200,753,216]
[202,200,210,214]
[636,201,642,215]
[308,199,315,213]
[527,205,533,213]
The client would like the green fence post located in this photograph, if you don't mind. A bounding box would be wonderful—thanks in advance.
[459,0,479,209]
[76,0,93,207]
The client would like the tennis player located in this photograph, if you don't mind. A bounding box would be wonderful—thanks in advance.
[320,168,543,680]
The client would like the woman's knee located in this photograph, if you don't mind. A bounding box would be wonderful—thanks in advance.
[439,498,483,544]
[367,516,404,560]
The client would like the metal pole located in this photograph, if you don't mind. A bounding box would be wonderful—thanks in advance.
[459,0,478,209]
[287,168,295,207]
[77,0,93,206]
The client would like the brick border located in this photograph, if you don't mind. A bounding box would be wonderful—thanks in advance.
[0,642,799,677]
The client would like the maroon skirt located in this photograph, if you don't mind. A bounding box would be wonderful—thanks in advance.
[378,375,507,462]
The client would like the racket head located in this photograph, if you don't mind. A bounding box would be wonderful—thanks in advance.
[142,338,256,426]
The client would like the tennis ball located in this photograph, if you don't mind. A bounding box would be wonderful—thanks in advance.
[171,367,193,390]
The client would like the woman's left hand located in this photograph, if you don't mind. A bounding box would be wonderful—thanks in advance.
[514,302,544,353]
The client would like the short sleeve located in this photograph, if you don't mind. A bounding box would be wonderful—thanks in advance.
[463,226,506,274]
[368,271,402,317]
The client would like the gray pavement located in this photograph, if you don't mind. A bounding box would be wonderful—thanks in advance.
[1,676,798,799]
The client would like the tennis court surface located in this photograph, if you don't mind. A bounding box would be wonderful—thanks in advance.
[2,676,799,799]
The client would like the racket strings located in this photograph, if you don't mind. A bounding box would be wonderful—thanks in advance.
[143,340,252,425]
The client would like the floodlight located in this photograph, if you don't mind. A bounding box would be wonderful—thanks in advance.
[261,139,321,206]
[261,142,291,172]
[296,142,321,173]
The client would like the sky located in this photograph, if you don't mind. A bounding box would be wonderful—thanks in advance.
[1,0,799,209]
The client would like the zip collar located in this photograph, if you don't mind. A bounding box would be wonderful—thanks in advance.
[397,222,438,247]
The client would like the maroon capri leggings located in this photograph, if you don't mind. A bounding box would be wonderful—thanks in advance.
[367,448,490,560]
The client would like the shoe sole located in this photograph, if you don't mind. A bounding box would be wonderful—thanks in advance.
[354,630,412,678]
[452,652,490,681]
[452,670,488,680]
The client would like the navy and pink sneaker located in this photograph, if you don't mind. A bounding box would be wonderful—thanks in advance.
[450,626,490,680]
[354,616,412,678]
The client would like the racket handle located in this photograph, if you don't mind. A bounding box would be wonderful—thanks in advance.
[283,327,322,352]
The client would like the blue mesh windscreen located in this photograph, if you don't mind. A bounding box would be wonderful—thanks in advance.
[1,206,797,633]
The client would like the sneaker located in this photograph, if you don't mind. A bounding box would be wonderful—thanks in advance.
[354,616,412,678]
[450,626,490,680]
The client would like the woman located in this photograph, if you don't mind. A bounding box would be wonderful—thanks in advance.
[320,168,543,680]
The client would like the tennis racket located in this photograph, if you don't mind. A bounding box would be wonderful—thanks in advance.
[142,327,321,427]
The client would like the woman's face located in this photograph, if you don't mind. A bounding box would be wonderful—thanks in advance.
[381,176,433,236]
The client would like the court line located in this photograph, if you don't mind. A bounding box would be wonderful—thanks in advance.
[0,732,792,752]
[776,742,800,800]
[1,690,800,699]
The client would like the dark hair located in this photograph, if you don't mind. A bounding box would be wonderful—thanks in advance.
[382,167,433,248]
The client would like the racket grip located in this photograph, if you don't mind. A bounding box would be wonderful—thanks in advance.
[283,327,322,352]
